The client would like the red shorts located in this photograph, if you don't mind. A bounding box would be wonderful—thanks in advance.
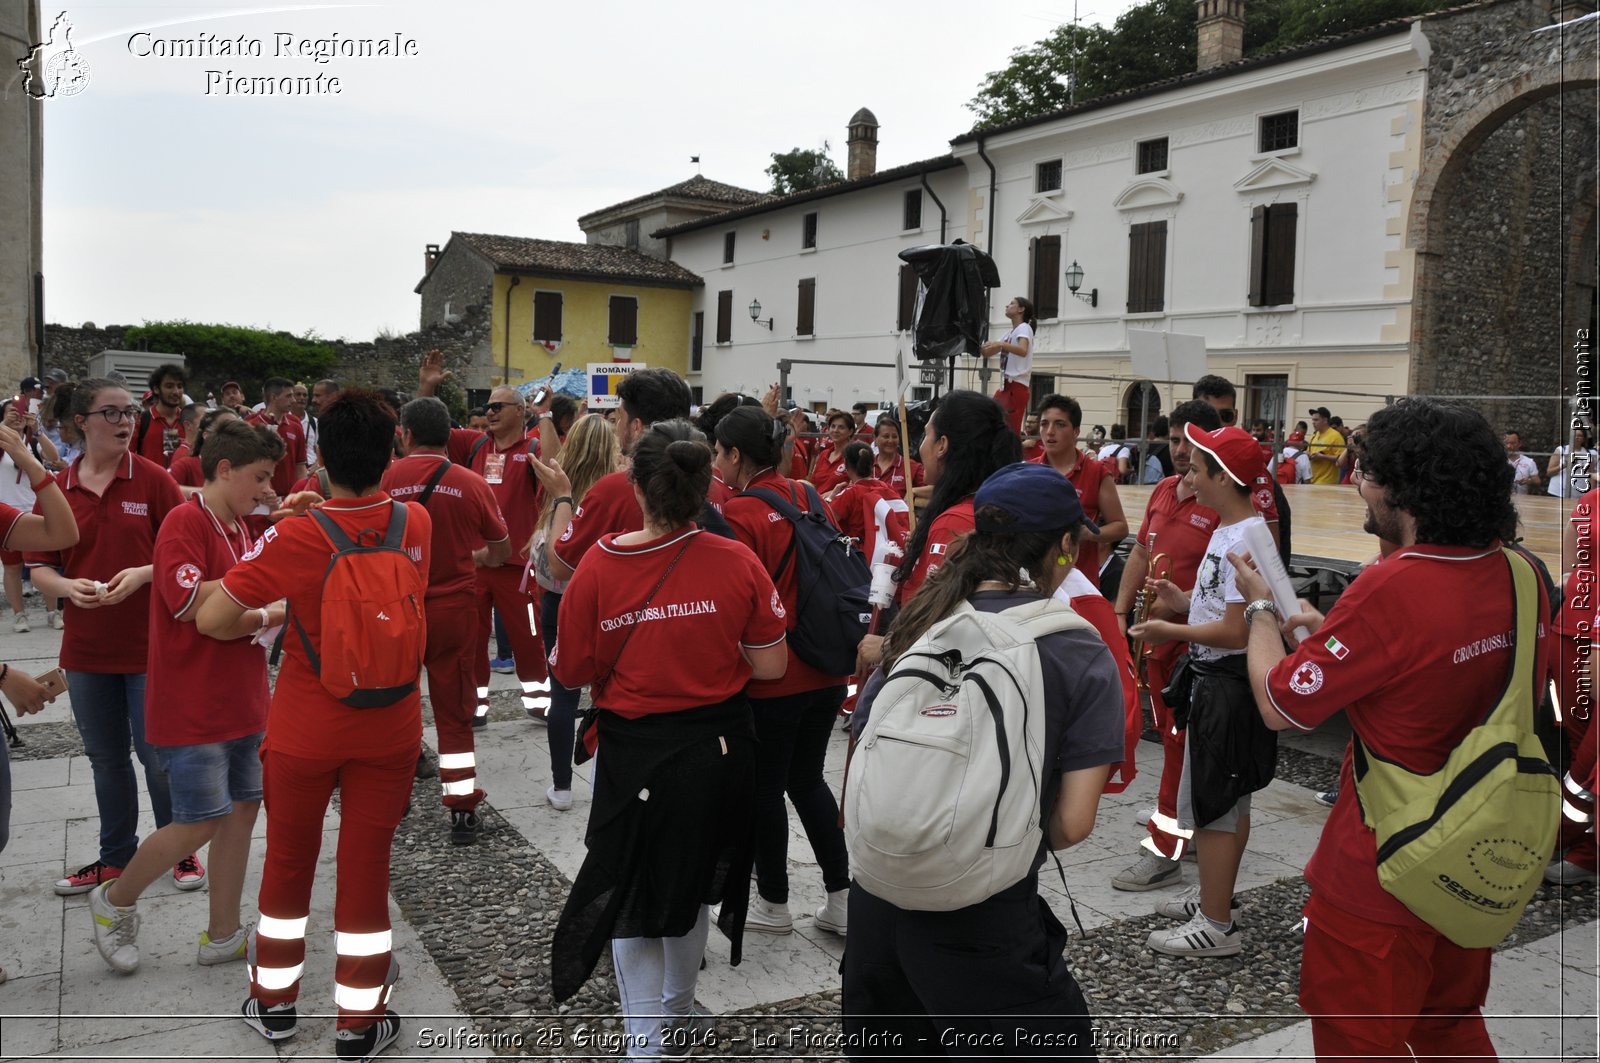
[0,548,22,567]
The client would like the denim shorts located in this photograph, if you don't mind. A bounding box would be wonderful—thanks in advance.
[153,733,264,823]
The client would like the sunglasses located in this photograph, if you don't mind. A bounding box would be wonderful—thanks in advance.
[485,401,522,414]
[1219,408,1237,425]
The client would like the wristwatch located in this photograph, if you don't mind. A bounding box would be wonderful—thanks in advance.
[1243,598,1280,625]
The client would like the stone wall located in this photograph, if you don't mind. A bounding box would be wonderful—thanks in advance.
[40,298,496,399]
[418,242,493,330]
[1410,0,1600,451]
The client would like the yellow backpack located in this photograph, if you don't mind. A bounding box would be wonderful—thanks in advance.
[1352,548,1560,948]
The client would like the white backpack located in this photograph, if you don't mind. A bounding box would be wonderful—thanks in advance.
[845,598,1092,911]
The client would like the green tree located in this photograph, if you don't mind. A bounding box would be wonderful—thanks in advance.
[967,0,1454,130]
[766,147,845,195]
[121,321,339,403]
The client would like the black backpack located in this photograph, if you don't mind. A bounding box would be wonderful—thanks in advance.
[741,482,872,676]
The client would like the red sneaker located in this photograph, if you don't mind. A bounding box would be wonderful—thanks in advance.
[54,860,124,897]
[173,852,206,891]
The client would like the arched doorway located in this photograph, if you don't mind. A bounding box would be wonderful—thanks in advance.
[1123,380,1161,440]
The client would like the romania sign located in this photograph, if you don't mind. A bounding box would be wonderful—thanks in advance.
[587,363,644,410]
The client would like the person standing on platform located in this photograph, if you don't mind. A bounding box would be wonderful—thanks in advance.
[980,296,1034,437]
[1547,424,1596,500]
[383,398,510,845]
[1304,407,1345,486]
[1504,430,1542,495]
[1027,394,1127,591]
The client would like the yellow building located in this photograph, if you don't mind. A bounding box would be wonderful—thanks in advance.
[416,231,702,390]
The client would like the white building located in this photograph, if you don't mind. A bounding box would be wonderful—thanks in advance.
[663,8,1429,432]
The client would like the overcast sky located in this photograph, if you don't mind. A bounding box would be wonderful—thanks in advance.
[31,0,1140,341]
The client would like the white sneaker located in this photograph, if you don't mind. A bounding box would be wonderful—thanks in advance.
[1545,858,1599,885]
[1111,851,1182,891]
[197,924,250,966]
[11,613,29,634]
[1147,910,1242,957]
[1153,884,1241,921]
[46,611,63,630]
[545,785,572,811]
[745,896,793,935]
[89,882,140,973]
[813,889,847,935]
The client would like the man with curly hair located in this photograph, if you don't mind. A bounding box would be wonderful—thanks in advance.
[1231,397,1552,1060]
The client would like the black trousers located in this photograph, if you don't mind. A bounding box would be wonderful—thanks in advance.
[841,878,1097,1060]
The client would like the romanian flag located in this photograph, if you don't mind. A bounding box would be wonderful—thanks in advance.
[590,369,630,397]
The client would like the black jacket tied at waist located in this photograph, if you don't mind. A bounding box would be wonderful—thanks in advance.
[1186,654,1278,828]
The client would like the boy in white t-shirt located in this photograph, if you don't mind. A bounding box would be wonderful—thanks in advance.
[1129,424,1278,957]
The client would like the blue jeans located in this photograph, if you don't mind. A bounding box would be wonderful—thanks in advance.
[66,671,171,867]
[750,685,851,904]
[542,591,577,790]
[493,608,512,661]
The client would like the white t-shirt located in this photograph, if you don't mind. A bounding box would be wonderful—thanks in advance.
[0,450,38,511]
[1000,323,1034,383]
[1547,446,1596,498]
[1508,453,1539,495]
[1186,516,1262,661]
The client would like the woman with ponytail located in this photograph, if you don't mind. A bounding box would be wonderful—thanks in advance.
[714,405,854,938]
[549,420,788,1059]
[980,295,1035,436]
[843,462,1124,1055]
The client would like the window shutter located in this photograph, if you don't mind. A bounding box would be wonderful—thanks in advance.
[1248,205,1267,307]
[608,296,638,346]
[797,278,816,336]
[691,312,704,371]
[1127,226,1147,314]
[1148,221,1167,313]
[1031,235,1060,320]
[897,264,918,331]
[1264,203,1296,306]
[716,290,732,343]
[533,291,562,341]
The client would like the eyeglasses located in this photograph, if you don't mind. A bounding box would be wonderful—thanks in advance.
[87,407,142,424]
[485,401,522,414]
[1352,465,1371,484]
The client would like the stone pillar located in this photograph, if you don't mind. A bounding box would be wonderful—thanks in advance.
[847,107,879,182]
[1196,0,1246,71]
[0,0,44,386]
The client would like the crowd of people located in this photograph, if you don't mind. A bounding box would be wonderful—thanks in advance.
[0,328,1591,1061]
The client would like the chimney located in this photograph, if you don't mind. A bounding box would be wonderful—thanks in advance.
[846,107,879,181]
[1196,0,1245,71]
[425,242,440,273]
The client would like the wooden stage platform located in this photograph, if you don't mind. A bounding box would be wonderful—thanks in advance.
[1114,483,1570,576]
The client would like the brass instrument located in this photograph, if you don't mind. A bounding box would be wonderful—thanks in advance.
[1128,536,1172,691]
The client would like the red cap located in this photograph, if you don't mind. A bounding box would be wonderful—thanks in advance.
[1286,430,1306,445]
[1185,423,1268,487]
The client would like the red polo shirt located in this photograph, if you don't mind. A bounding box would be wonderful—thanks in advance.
[382,453,508,600]
[553,528,785,714]
[134,405,187,468]
[873,453,924,497]
[1029,448,1116,584]
[246,411,307,497]
[898,497,976,605]
[220,496,431,759]
[721,469,848,695]
[168,454,203,489]
[0,502,22,548]
[146,495,270,746]
[553,470,643,572]
[808,446,850,497]
[831,477,909,557]
[1264,543,1552,928]
[466,433,541,565]
[25,452,184,673]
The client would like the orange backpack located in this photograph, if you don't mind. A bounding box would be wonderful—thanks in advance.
[290,502,427,708]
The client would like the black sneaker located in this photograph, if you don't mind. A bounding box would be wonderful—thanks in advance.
[241,998,298,1041]
[471,714,487,729]
[414,751,436,780]
[336,1009,401,1060]
[449,809,480,846]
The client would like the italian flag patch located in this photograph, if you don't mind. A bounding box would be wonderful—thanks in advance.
[1324,636,1350,660]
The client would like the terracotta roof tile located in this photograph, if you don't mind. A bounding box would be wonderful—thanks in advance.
[451,232,703,288]
[578,176,770,226]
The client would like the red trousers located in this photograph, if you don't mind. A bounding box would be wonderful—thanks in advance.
[473,565,549,719]
[250,746,412,1030]
[1142,652,1192,859]
[994,379,1029,437]
[425,593,483,811]
[1557,648,1599,868]
[1301,894,1495,1061]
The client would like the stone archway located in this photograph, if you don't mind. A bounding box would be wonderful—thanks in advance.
[1407,0,1598,451]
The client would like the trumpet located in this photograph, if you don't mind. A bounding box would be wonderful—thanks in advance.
[1127,538,1172,691]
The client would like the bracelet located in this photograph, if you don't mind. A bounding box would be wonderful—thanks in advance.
[551,495,573,509]
[256,608,271,630]
[30,473,53,493]
[1243,598,1280,625]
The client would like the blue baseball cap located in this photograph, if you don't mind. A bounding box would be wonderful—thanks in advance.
[974,462,1099,535]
